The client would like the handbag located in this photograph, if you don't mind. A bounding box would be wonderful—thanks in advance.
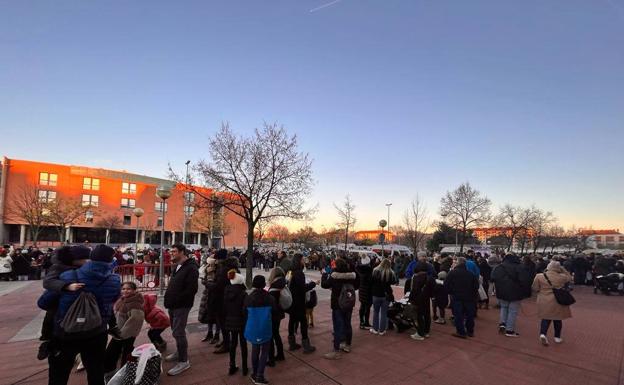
[478,285,488,301]
[543,273,576,306]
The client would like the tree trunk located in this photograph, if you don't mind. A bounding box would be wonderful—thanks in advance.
[459,226,466,253]
[245,221,255,288]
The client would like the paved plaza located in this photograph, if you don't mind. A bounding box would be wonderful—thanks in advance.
[1,271,623,385]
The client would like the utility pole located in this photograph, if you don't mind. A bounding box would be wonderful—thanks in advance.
[182,160,190,244]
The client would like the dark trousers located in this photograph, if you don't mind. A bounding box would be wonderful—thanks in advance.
[168,307,191,362]
[41,310,56,341]
[540,319,563,338]
[432,298,447,319]
[227,330,248,368]
[480,280,490,305]
[103,337,136,373]
[416,302,431,336]
[147,328,165,344]
[331,308,353,351]
[359,302,371,326]
[288,311,309,340]
[451,300,476,336]
[48,332,107,385]
[217,314,229,347]
[251,342,270,378]
[269,319,284,360]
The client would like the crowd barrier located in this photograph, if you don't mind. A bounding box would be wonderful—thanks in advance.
[113,263,174,292]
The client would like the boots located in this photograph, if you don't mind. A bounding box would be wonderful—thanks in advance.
[288,335,301,351]
[302,338,316,354]
[202,330,213,342]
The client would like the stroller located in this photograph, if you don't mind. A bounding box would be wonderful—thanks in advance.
[594,273,624,295]
[387,297,417,333]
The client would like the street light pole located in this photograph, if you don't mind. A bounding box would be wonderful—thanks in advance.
[182,160,190,245]
[385,203,392,243]
[156,185,172,296]
[133,207,144,257]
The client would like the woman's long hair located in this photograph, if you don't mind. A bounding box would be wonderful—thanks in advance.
[372,258,396,283]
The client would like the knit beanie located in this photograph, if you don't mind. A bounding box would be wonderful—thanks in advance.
[252,275,266,289]
[70,246,91,262]
[215,248,228,260]
[90,244,115,263]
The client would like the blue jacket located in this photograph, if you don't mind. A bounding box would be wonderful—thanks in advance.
[38,261,121,339]
[466,259,481,278]
[405,260,435,280]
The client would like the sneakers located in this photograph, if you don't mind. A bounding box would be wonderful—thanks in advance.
[253,375,269,385]
[209,335,220,344]
[410,333,425,341]
[369,328,379,335]
[202,331,213,342]
[323,351,341,360]
[167,361,191,376]
[339,342,351,353]
[554,337,562,344]
[540,334,549,346]
[434,318,446,324]
[424,334,430,338]
[378,330,386,336]
[498,323,506,334]
[505,331,520,338]
[164,352,179,362]
[228,366,239,375]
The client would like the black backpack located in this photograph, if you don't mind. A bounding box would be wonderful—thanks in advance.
[338,283,356,311]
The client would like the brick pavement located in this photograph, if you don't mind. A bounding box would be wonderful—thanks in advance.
[1,275,623,385]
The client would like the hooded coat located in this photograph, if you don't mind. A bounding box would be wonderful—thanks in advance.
[356,263,373,305]
[321,270,359,310]
[490,255,532,301]
[223,274,248,331]
[143,293,170,330]
[532,264,573,320]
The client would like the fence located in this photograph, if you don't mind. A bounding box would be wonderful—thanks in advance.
[113,263,174,292]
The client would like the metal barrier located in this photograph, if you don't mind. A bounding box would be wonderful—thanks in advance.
[113,263,174,292]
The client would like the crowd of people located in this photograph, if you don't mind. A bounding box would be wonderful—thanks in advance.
[6,240,620,385]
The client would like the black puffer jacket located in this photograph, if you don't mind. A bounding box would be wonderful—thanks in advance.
[356,264,373,305]
[321,271,359,310]
[223,275,247,331]
[213,257,240,317]
[164,258,199,309]
[408,271,434,307]
[371,270,396,298]
[444,265,479,302]
[490,255,531,301]
[268,276,286,320]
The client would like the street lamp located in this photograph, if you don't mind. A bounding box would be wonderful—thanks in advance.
[379,219,387,258]
[385,203,392,243]
[132,207,144,257]
[183,160,190,244]
[156,185,172,296]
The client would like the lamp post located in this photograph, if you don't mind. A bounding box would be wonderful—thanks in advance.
[156,185,172,296]
[379,219,387,258]
[182,160,190,244]
[385,203,392,243]
[132,207,144,256]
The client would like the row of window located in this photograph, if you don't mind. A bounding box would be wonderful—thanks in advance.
[39,172,138,195]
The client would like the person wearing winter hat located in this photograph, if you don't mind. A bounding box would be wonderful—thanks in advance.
[224,270,248,376]
[433,271,449,324]
[90,244,115,263]
[356,256,373,330]
[38,244,121,385]
[244,275,277,385]
[532,260,573,346]
[37,246,90,361]
[198,255,220,344]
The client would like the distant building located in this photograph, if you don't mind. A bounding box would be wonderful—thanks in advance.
[579,229,624,249]
[0,157,247,248]
[354,230,394,243]
[473,227,534,242]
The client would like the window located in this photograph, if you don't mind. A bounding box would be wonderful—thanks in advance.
[123,215,132,226]
[157,216,163,227]
[155,202,168,212]
[122,182,137,195]
[83,177,100,191]
[85,210,94,223]
[120,198,136,208]
[184,192,194,203]
[82,194,99,207]
[620,237,624,243]
[184,206,195,215]
[38,190,57,203]
[39,172,58,186]
[606,236,615,242]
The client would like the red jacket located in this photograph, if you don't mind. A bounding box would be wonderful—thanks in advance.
[143,294,170,329]
[135,261,145,278]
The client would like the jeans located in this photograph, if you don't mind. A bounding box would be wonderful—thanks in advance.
[103,337,136,373]
[372,296,389,332]
[540,319,562,338]
[498,300,521,332]
[48,332,107,385]
[359,302,371,326]
[227,330,248,369]
[168,307,191,362]
[147,328,165,344]
[251,342,270,378]
[331,308,353,351]
[269,319,284,360]
[451,300,476,336]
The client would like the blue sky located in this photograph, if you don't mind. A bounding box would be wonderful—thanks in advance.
[1,0,623,231]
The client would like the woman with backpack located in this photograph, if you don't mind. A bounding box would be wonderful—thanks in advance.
[370,258,397,336]
[532,260,573,346]
[321,257,359,360]
[104,282,145,378]
[267,267,287,366]
[287,254,316,354]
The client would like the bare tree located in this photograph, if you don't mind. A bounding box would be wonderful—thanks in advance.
[4,185,50,246]
[493,204,533,251]
[96,214,122,244]
[439,182,491,253]
[267,224,290,249]
[403,195,430,252]
[515,207,539,255]
[46,196,91,243]
[172,123,314,286]
[529,209,555,254]
[334,195,356,252]
[253,217,272,243]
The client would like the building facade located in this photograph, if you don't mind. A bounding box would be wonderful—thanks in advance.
[0,157,247,248]
[354,230,394,243]
[579,229,624,249]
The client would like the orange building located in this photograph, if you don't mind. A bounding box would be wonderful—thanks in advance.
[473,227,535,243]
[354,230,394,242]
[0,157,247,248]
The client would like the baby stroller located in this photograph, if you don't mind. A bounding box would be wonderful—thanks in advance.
[594,273,624,295]
[387,298,417,333]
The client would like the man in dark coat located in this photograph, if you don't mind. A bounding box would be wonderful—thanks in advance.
[490,254,532,337]
[164,244,199,376]
[444,257,479,339]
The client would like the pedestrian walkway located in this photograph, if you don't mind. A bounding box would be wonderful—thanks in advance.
[2,275,623,385]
